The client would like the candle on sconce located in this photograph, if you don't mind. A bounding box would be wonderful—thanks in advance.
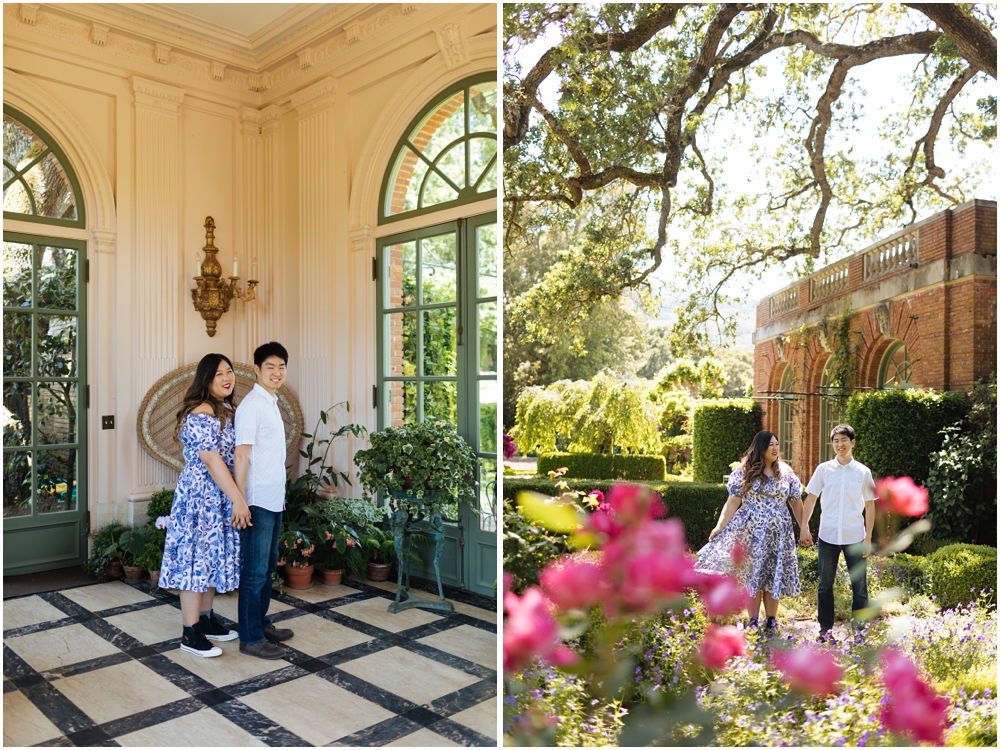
[233,253,239,278]
[195,251,202,278]
[251,258,257,280]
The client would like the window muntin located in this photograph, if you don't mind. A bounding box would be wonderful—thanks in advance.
[879,341,913,389]
[3,108,84,228]
[380,74,497,224]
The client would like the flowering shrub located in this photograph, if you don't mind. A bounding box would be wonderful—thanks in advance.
[503,479,991,746]
[504,433,517,459]
[278,529,315,567]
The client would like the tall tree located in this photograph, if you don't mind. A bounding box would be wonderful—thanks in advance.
[504,3,996,354]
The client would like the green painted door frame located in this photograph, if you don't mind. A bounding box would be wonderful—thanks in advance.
[3,231,89,575]
[375,213,497,597]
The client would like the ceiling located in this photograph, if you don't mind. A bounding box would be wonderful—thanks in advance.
[154,3,305,38]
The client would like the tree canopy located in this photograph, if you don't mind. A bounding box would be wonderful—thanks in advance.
[504,3,996,354]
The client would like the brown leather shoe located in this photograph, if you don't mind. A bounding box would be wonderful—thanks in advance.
[239,640,286,660]
[263,625,294,643]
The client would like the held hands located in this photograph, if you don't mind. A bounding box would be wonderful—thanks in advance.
[799,529,813,547]
[861,538,872,558]
[230,499,252,530]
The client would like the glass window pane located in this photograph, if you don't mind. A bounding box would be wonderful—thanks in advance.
[36,245,77,310]
[436,142,466,189]
[384,312,416,377]
[424,380,457,427]
[420,234,456,304]
[3,241,32,307]
[385,241,417,308]
[476,224,497,298]
[3,165,13,185]
[478,457,498,532]
[385,147,430,217]
[413,92,465,161]
[23,153,76,221]
[479,301,496,374]
[423,307,456,376]
[470,137,497,190]
[387,381,417,427]
[3,450,32,517]
[421,170,459,208]
[469,82,497,133]
[3,382,31,447]
[479,380,497,454]
[37,315,77,378]
[3,179,33,215]
[3,313,31,377]
[3,114,46,171]
[35,382,77,445]
[35,448,76,513]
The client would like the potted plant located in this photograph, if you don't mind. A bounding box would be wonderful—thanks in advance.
[359,527,395,582]
[118,526,149,581]
[137,488,173,586]
[306,496,383,584]
[84,521,129,580]
[278,528,316,589]
[353,417,478,516]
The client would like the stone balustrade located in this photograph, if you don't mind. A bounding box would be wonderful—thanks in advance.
[810,258,850,301]
[864,231,918,280]
[769,286,799,317]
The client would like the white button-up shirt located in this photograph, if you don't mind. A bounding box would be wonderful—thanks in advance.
[235,383,286,512]
[805,458,876,545]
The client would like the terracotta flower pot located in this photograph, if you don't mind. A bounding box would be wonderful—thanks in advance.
[321,568,344,586]
[149,570,160,586]
[285,564,314,589]
[105,561,123,579]
[367,561,392,582]
[123,565,146,581]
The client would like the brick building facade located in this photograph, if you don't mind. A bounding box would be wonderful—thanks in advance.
[752,199,997,481]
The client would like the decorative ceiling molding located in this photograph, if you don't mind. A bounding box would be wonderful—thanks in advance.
[3,3,443,102]
[291,76,337,115]
[131,75,185,111]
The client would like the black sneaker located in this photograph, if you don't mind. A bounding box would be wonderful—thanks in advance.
[180,625,222,658]
[817,629,835,644]
[199,612,238,642]
[764,616,778,634]
[744,616,759,630]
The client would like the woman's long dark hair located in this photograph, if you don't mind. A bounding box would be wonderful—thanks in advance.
[740,430,782,496]
[174,354,236,440]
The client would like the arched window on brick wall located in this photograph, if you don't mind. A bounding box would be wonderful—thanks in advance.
[778,366,794,463]
[379,73,497,225]
[878,341,913,389]
[819,357,845,463]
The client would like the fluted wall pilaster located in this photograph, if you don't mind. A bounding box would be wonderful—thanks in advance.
[293,78,338,437]
[260,105,283,349]
[131,76,184,489]
[239,107,264,363]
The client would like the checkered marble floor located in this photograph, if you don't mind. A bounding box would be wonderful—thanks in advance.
[3,576,497,747]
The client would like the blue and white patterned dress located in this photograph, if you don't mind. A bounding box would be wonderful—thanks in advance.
[159,412,240,592]
[696,465,802,598]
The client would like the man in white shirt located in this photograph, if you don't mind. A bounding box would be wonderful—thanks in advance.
[235,342,294,659]
[800,423,877,641]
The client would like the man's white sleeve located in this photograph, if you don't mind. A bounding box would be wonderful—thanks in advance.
[804,466,824,497]
[235,399,259,447]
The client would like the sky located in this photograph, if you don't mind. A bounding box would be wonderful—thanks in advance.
[508,7,996,347]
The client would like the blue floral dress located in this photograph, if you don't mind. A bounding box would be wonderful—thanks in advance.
[159,412,240,592]
[696,466,802,598]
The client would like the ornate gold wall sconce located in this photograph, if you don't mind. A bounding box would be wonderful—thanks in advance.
[191,216,258,337]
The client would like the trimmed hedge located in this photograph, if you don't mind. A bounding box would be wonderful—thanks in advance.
[925,543,997,610]
[691,399,762,483]
[845,388,967,484]
[537,452,667,481]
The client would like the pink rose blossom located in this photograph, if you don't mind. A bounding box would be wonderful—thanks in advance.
[503,587,577,673]
[587,490,605,504]
[503,571,514,593]
[608,484,666,523]
[587,507,625,539]
[615,551,697,612]
[875,476,928,517]
[698,624,747,669]
[540,558,611,611]
[879,649,950,745]
[698,573,751,618]
[771,645,844,695]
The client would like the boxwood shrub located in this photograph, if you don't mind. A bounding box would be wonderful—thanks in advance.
[924,543,997,610]
[691,399,762,483]
[844,388,967,484]
[537,452,667,481]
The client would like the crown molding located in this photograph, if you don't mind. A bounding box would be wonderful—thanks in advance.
[291,76,338,116]
[131,75,185,111]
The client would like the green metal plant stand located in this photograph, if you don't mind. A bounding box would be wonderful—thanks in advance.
[386,492,454,614]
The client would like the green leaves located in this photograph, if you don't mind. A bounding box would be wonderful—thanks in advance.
[517,490,582,533]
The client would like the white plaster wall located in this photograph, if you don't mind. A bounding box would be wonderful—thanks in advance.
[3,3,497,528]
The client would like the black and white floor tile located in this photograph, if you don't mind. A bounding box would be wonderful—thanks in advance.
[3,576,497,747]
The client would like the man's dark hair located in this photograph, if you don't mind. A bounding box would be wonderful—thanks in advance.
[254,341,288,368]
[830,423,855,441]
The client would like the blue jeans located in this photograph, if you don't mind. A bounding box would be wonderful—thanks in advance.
[817,537,869,632]
[238,506,282,645]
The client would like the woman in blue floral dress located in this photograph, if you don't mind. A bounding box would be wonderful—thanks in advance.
[696,430,806,633]
[160,354,252,657]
